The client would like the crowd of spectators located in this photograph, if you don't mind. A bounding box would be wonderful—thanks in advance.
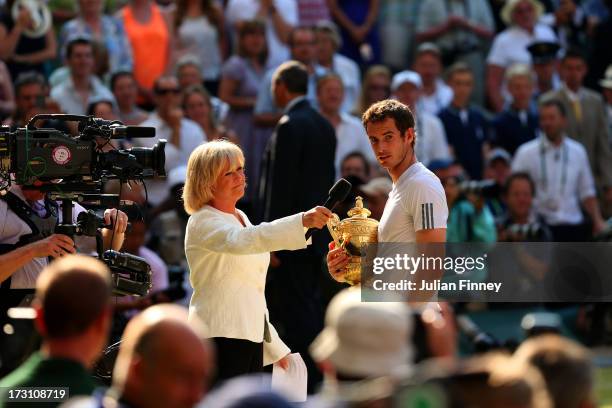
[1,0,612,406]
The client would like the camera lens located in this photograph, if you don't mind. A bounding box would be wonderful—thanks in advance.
[128,140,166,178]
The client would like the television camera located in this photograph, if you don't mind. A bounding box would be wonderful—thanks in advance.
[0,114,167,296]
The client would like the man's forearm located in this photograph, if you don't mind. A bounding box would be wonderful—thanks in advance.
[582,196,604,224]
[0,245,35,283]
[102,230,125,251]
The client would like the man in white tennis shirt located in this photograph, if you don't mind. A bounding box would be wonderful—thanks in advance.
[326,98,454,360]
[327,99,448,272]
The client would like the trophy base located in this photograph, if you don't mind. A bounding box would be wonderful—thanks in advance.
[342,257,363,286]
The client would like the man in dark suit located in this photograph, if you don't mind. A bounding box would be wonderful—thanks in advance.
[258,60,336,391]
[491,63,538,155]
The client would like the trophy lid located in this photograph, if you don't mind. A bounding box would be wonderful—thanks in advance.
[347,196,371,218]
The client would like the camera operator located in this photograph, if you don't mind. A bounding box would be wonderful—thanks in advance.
[441,172,497,243]
[498,172,553,242]
[0,181,128,295]
[482,147,512,219]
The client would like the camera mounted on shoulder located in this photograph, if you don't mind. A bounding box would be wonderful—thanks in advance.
[0,114,168,296]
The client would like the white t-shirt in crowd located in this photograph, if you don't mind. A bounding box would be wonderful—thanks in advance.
[378,162,448,243]
[487,24,557,68]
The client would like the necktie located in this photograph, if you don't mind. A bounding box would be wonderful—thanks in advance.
[572,99,582,122]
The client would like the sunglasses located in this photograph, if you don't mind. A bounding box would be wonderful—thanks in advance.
[155,88,181,95]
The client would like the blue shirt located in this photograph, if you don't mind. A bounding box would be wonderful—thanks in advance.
[59,15,133,74]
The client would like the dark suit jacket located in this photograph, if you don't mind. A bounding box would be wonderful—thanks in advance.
[258,98,336,235]
[438,105,490,180]
[257,98,336,391]
[491,108,538,155]
[541,88,612,189]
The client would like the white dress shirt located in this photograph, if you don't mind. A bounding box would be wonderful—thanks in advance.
[512,134,596,225]
[185,206,308,365]
[418,79,453,116]
[332,54,361,113]
[415,111,451,167]
[136,112,206,205]
[334,112,376,178]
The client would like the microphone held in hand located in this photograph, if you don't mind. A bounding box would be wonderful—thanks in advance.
[305,178,352,240]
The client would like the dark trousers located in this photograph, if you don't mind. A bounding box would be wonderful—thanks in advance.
[212,337,263,385]
[266,252,325,393]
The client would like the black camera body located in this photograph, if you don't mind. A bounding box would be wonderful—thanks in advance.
[505,223,545,241]
[103,250,152,297]
[459,179,500,199]
[0,114,165,188]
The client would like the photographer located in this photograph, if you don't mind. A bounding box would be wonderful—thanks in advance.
[482,147,512,219]
[0,182,128,290]
[498,172,553,242]
[442,173,497,243]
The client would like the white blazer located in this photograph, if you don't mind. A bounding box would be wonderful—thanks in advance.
[185,205,308,365]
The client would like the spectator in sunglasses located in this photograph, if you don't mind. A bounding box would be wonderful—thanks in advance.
[133,74,205,208]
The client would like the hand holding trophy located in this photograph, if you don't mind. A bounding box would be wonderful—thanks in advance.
[326,196,379,285]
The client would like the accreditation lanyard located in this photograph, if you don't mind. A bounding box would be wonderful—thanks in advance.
[539,137,569,194]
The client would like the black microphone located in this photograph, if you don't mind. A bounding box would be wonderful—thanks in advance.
[305,178,352,240]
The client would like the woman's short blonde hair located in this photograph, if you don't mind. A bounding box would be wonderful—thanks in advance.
[182,140,244,215]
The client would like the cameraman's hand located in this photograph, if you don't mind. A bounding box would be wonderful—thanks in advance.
[467,193,485,213]
[102,209,128,251]
[29,234,76,258]
[302,206,332,229]
[103,209,128,234]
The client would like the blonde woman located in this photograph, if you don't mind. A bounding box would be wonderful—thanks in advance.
[183,140,331,381]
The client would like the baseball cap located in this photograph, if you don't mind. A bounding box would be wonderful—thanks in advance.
[486,148,511,167]
[391,70,422,92]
